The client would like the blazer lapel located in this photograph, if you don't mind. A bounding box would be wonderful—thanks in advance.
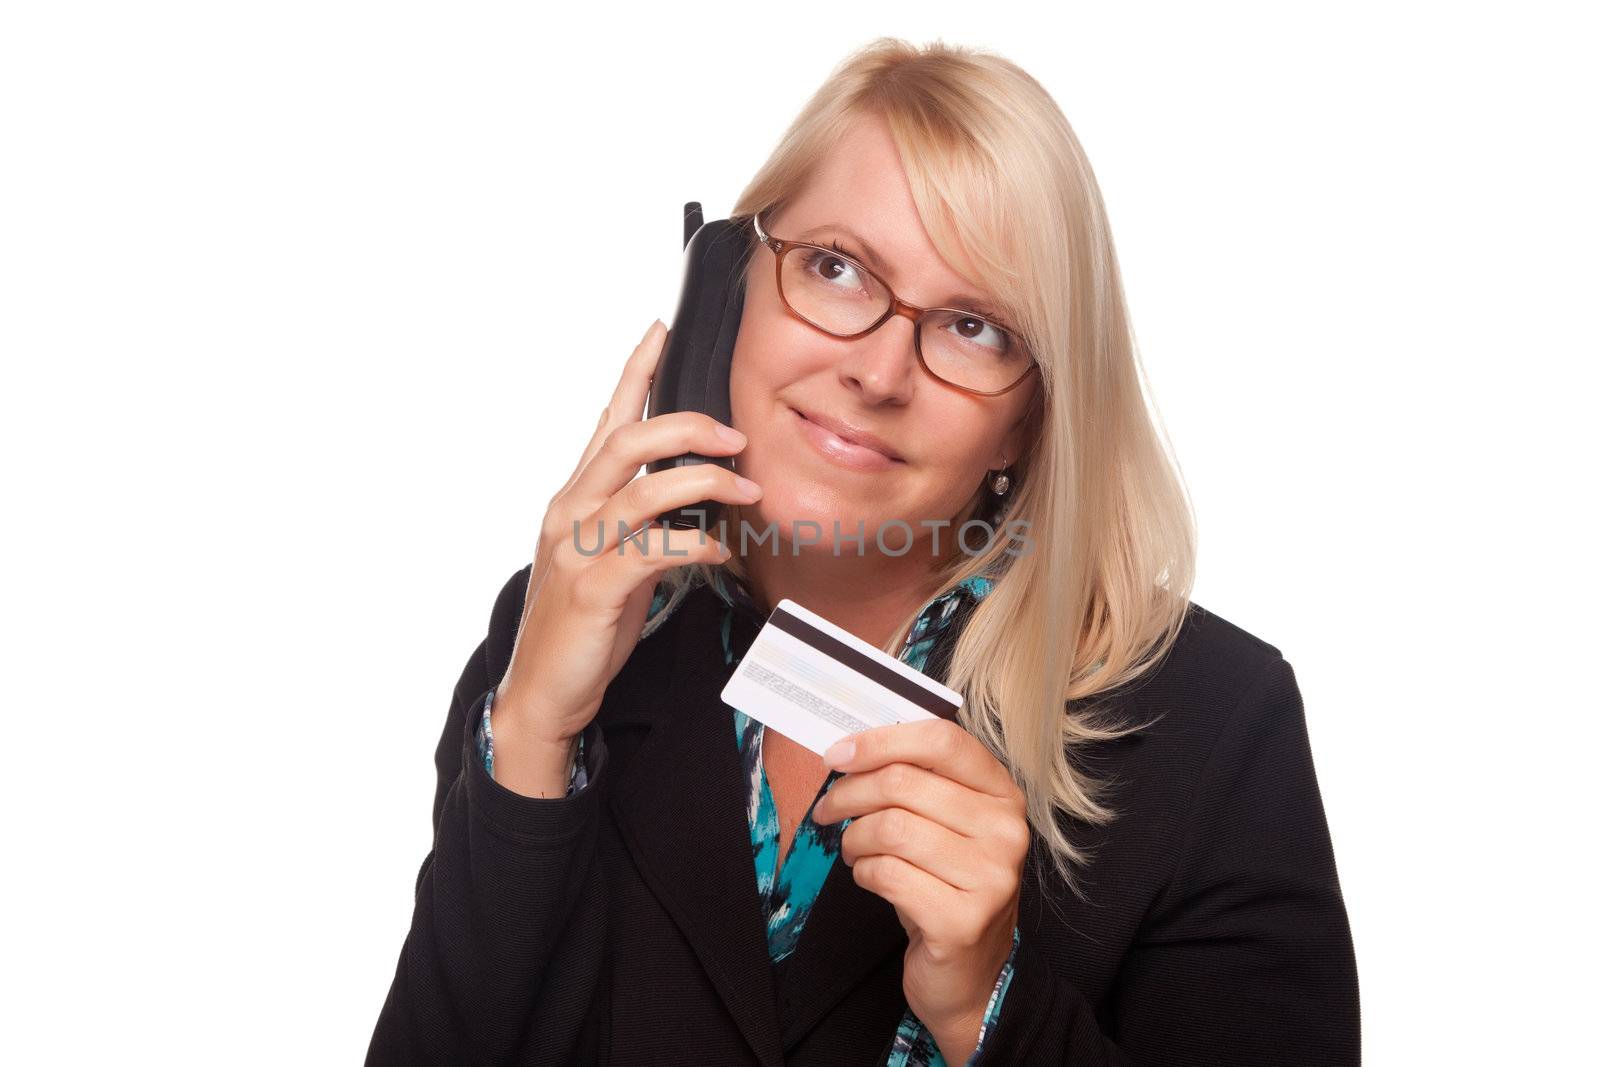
[770,844,908,1052]
[606,585,787,1067]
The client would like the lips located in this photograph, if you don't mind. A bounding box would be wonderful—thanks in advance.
[790,406,902,460]
[790,406,908,473]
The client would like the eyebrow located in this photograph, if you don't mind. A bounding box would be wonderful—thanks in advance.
[795,223,1013,326]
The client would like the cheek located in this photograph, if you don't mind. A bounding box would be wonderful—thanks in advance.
[728,320,830,436]
[912,401,1004,472]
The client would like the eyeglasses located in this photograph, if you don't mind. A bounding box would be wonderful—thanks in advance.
[750,211,1038,397]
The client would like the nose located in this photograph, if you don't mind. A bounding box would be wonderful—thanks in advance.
[836,307,919,405]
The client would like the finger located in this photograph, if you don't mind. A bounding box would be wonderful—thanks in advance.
[840,807,989,893]
[601,319,671,443]
[849,853,961,934]
[566,462,759,558]
[824,718,1018,800]
[565,412,751,520]
[813,762,994,839]
[563,320,669,494]
[572,523,733,609]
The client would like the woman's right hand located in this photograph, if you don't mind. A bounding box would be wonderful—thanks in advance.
[489,319,761,792]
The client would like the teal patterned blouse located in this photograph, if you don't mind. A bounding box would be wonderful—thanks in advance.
[478,568,1019,1065]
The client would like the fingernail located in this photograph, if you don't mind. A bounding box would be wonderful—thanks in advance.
[716,424,747,446]
[734,475,761,498]
[642,319,662,343]
[823,739,854,768]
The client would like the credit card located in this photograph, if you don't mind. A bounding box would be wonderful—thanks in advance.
[719,597,964,758]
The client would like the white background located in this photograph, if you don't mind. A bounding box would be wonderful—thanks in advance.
[3,2,1595,1061]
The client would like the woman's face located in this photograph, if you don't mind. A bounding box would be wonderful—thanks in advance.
[728,112,1037,557]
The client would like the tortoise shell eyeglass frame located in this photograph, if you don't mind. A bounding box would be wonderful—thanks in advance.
[747,211,1040,399]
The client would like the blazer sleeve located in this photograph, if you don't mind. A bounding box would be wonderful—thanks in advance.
[365,577,612,1065]
[974,656,1360,1065]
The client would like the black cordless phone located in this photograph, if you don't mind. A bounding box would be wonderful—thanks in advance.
[645,202,755,531]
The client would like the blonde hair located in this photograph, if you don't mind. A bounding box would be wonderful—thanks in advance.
[648,36,1195,896]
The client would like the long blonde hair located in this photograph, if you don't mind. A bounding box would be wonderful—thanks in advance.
[648,36,1195,896]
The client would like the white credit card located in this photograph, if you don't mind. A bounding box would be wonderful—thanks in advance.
[719,597,964,758]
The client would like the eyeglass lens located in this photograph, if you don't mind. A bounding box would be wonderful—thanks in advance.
[779,246,1031,394]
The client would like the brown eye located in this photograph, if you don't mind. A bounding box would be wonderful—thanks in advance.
[942,315,1009,352]
[801,248,865,290]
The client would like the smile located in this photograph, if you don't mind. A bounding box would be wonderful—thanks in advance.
[790,407,905,471]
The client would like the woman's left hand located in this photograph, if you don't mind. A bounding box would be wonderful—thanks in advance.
[812,718,1029,1064]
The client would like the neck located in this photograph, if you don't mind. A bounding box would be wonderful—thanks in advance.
[726,504,948,652]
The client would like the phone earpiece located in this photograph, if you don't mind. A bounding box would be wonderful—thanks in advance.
[647,202,753,532]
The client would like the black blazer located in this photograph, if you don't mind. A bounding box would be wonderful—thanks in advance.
[367,566,1359,1065]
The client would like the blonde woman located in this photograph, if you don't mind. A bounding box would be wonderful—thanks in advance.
[368,38,1358,1066]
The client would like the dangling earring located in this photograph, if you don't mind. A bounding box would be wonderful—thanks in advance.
[988,466,1012,497]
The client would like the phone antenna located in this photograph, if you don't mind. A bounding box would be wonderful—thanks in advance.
[682,202,704,249]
